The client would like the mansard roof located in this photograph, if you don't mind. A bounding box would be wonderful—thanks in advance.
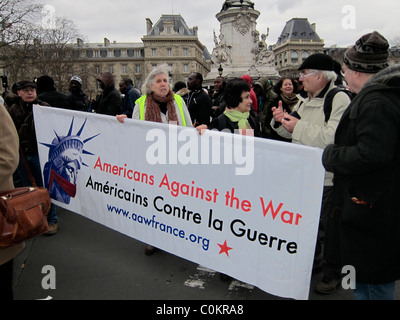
[147,14,196,37]
[277,18,322,44]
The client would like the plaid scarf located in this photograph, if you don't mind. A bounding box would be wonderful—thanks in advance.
[145,90,179,125]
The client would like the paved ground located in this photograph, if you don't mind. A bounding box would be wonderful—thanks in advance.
[12,207,398,301]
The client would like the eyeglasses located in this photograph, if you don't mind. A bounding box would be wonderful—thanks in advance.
[299,72,316,79]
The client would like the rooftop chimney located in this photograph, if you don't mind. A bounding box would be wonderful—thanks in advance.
[146,18,153,34]
[311,23,316,32]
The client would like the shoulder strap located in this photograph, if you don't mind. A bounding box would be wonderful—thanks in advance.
[19,148,37,187]
[323,87,352,123]
[217,114,227,130]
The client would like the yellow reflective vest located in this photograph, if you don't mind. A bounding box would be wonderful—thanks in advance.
[136,94,187,127]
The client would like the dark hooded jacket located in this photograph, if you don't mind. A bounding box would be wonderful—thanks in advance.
[322,66,400,284]
[254,77,277,137]
[93,72,122,116]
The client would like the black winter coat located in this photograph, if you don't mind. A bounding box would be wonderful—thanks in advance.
[93,87,122,116]
[184,89,212,127]
[38,90,73,110]
[322,66,400,284]
[210,112,261,138]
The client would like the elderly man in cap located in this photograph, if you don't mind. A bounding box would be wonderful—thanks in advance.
[67,75,89,112]
[8,80,59,235]
[322,31,400,300]
[271,53,352,293]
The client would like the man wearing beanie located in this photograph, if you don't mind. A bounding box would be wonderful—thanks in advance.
[271,53,352,293]
[323,31,400,300]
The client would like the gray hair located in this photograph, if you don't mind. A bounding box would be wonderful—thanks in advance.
[309,69,338,83]
[141,64,171,95]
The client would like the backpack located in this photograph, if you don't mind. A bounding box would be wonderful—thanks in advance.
[323,87,353,122]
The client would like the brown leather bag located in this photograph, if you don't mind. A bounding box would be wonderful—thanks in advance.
[0,148,51,248]
[0,187,51,248]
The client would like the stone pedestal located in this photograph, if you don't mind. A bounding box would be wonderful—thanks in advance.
[205,1,279,85]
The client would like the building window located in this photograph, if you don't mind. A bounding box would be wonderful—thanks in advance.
[122,65,128,74]
[291,51,299,64]
[183,64,189,73]
[136,65,141,74]
[109,65,114,73]
[152,49,156,57]
[167,48,172,57]
[167,27,172,34]
[183,49,188,57]
[152,64,157,70]
[95,65,101,74]
[302,51,309,62]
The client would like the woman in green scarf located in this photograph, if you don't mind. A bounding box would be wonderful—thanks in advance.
[210,78,261,137]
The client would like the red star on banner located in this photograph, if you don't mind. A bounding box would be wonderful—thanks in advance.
[218,240,233,257]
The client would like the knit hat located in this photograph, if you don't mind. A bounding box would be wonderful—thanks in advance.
[70,75,83,85]
[298,53,335,71]
[344,31,389,73]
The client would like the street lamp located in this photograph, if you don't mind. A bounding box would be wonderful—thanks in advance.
[218,64,224,77]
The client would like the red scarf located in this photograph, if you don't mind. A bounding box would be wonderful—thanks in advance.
[145,91,179,124]
[49,169,77,198]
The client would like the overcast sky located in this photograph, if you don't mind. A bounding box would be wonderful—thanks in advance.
[38,0,399,52]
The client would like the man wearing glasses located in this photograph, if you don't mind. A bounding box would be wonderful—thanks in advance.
[271,53,352,294]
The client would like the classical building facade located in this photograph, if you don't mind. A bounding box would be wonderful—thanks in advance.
[72,14,211,94]
[27,15,211,97]
[142,15,211,85]
[73,38,145,97]
[272,18,325,78]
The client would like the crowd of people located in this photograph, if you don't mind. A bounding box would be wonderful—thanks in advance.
[1,30,399,300]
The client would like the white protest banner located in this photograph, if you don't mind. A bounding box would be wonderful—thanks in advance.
[34,105,325,300]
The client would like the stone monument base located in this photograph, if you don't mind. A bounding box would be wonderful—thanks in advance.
[204,64,280,87]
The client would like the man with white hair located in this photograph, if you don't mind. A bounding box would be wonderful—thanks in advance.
[271,53,352,294]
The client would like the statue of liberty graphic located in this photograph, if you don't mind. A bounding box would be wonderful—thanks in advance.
[41,117,100,204]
